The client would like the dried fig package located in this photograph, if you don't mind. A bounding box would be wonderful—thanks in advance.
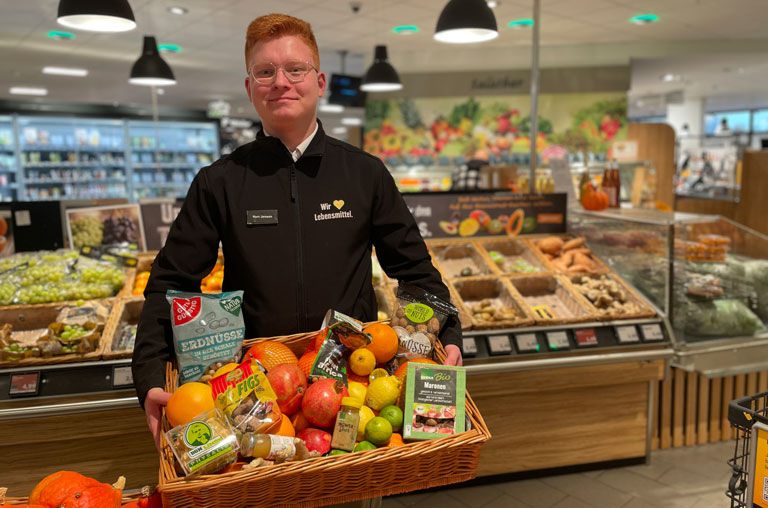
[392,285,458,361]
[166,290,245,384]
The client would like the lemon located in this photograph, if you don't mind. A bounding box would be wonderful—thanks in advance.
[379,405,404,432]
[358,405,375,441]
[369,368,389,383]
[350,348,376,376]
[365,416,393,446]
[365,376,400,410]
[348,381,367,405]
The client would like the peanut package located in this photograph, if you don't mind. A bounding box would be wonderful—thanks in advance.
[391,285,458,361]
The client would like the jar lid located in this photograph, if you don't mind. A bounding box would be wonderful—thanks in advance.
[341,397,362,408]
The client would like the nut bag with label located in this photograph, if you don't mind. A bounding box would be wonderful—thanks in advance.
[391,284,458,362]
[166,290,245,384]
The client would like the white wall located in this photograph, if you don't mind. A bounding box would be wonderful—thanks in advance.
[667,98,704,137]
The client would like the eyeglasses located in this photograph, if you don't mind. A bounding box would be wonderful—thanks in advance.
[247,60,317,85]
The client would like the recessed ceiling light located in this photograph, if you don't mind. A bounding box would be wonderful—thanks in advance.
[47,30,76,40]
[158,43,183,54]
[319,102,344,113]
[10,87,48,96]
[629,14,659,25]
[486,0,499,8]
[156,88,165,95]
[341,117,363,126]
[167,6,188,15]
[507,18,534,29]
[660,73,680,83]
[332,127,348,135]
[392,25,420,35]
[42,66,88,77]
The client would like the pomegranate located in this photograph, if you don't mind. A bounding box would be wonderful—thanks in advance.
[301,378,348,429]
[297,428,332,455]
[266,364,307,416]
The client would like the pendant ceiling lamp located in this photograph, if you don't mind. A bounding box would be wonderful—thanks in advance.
[57,0,136,33]
[129,36,176,86]
[360,45,403,92]
[434,0,498,44]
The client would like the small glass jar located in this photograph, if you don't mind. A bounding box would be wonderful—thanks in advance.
[331,397,362,452]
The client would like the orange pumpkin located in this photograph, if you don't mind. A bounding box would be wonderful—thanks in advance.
[29,471,124,508]
[580,184,609,211]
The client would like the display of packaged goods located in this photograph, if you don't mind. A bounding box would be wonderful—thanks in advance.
[0,250,127,306]
[430,242,494,279]
[476,238,546,275]
[451,277,532,329]
[510,275,592,324]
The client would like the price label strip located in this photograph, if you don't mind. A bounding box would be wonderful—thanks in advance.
[462,338,478,356]
[615,325,640,344]
[546,331,570,351]
[640,324,664,342]
[487,335,512,355]
[112,366,134,388]
[515,333,540,353]
[9,372,41,397]
[574,328,598,347]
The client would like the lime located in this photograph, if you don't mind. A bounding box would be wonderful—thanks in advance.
[353,441,377,452]
[379,405,404,432]
[358,405,375,441]
[329,449,349,456]
[365,416,393,446]
[347,381,367,405]
[369,368,389,383]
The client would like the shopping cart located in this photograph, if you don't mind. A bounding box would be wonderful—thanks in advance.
[727,391,768,508]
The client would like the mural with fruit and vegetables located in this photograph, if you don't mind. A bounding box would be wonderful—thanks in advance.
[363,94,627,165]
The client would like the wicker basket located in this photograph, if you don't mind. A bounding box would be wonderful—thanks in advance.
[450,277,534,330]
[430,241,495,279]
[101,297,144,360]
[0,301,111,367]
[566,273,657,321]
[0,487,144,506]
[474,238,548,277]
[158,335,491,508]
[509,274,595,325]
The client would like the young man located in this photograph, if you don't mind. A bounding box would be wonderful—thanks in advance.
[132,13,462,448]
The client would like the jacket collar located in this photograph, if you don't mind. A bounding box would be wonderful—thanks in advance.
[253,119,326,160]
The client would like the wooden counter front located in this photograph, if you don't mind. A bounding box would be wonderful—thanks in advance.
[0,393,157,494]
[469,360,665,476]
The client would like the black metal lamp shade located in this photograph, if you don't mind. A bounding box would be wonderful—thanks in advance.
[129,36,177,86]
[360,45,403,92]
[434,0,498,43]
[57,0,136,32]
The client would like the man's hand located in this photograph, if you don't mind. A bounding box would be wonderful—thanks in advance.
[443,344,463,366]
[144,387,172,451]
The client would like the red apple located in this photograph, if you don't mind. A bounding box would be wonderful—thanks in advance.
[297,428,332,455]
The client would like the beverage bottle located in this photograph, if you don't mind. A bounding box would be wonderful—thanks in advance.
[602,163,615,207]
[331,397,362,452]
[240,433,296,460]
[612,161,622,207]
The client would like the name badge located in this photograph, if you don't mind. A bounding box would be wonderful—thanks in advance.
[246,209,278,226]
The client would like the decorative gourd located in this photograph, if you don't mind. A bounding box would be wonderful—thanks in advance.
[580,184,609,211]
[29,471,124,508]
[0,487,46,508]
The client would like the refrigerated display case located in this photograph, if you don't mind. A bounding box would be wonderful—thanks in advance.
[0,116,17,201]
[16,116,128,201]
[127,120,218,200]
[569,209,768,375]
[675,136,741,202]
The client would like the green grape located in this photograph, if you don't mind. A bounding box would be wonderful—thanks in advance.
[0,283,14,305]
[71,216,104,249]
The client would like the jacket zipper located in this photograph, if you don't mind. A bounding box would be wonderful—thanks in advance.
[290,164,306,331]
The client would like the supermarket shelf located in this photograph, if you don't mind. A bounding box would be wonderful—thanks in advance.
[22,162,126,168]
[131,162,202,169]
[25,178,127,185]
[132,182,191,188]
[131,147,215,153]
[0,396,137,420]
[20,146,125,152]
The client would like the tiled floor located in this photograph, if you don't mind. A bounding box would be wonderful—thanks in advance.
[383,442,736,508]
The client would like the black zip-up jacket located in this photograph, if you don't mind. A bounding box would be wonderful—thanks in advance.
[132,122,461,407]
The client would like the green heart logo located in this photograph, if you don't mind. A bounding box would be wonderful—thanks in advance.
[220,296,242,316]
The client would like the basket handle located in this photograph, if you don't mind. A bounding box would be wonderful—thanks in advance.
[727,390,768,429]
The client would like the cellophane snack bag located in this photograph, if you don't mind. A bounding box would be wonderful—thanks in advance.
[391,284,458,363]
[309,310,370,384]
[167,290,245,384]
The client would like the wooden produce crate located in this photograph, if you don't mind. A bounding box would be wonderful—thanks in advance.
[567,273,657,321]
[524,235,609,276]
[474,238,548,277]
[158,336,491,508]
[509,274,595,325]
[430,241,496,280]
[101,297,143,360]
[0,301,110,367]
[450,277,533,330]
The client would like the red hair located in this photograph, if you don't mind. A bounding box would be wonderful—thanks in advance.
[245,14,320,67]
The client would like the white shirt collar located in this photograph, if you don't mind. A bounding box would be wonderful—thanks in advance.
[262,122,319,162]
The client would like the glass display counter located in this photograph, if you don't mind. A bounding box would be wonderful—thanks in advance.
[570,209,768,375]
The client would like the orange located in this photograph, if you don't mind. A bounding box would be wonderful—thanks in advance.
[362,323,399,364]
[276,415,295,437]
[387,433,405,447]
[297,351,317,378]
[245,341,298,371]
[393,358,438,385]
[166,382,215,427]
[349,348,376,376]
